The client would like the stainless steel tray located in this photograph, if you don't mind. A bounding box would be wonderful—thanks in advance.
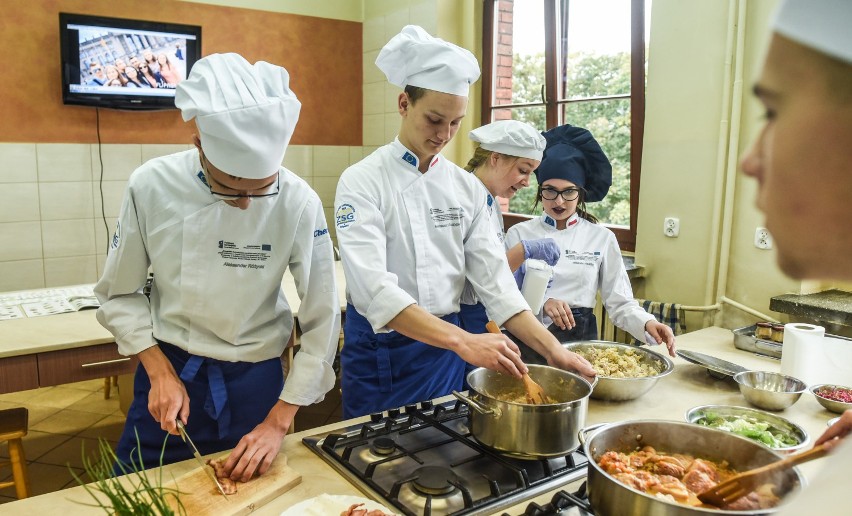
[676,350,748,379]
[733,324,852,359]
[733,325,783,358]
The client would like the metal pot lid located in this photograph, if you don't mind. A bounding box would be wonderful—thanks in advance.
[676,350,748,378]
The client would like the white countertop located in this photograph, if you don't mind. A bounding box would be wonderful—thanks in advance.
[4,326,839,514]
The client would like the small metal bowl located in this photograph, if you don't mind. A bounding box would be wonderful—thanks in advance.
[685,404,809,453]
[733,371,806,411]
[563,341,674,401]
[810,384,852,414]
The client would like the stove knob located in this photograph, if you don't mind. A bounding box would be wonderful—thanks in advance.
[388,408,400,418]
[370,413,383,422]
[405,404,417,413]
[421,400,433,410]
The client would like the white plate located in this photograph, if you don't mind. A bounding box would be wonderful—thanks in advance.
[280,494,397,516]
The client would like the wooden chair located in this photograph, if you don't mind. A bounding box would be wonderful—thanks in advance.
[0,407,31,499]
[103,375,119,399]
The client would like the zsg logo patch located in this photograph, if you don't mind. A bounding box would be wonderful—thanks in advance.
[336,204,356,229]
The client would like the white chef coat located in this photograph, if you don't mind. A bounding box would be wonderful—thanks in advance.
[460,178,505,305]
[505,213,654,341]
[334,138,527,332]
[94,149,340,406]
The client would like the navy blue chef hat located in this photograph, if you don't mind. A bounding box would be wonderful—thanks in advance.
[535,125,612,202]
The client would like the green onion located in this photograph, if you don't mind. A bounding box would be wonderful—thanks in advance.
[70,429,186,515]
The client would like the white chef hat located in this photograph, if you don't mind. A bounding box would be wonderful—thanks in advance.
[469,120,546,161]
[375,25,480,97]
[175,53,301,179]
[772,0,852,64]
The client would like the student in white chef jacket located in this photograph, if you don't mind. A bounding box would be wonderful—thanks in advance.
[738,1,852,514]
[457,120,560,336]
[505,125,676,358]
[334,26,595,419]
[94,53,340,481]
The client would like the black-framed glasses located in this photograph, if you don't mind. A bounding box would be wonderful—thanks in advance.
[201,155,279,200]
[541,187,581,201]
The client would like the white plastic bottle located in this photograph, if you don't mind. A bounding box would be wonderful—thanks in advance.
[521,259,553,315]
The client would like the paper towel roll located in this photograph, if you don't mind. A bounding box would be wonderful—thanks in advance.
[781,323,825,386]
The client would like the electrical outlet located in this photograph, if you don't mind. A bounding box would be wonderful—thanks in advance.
[663,217,680,238]
[754,227,773,249]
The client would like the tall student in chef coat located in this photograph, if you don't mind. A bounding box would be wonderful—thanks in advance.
[457,120,561,335]
[739,1,852,514]
[505,125,676,357]
[334,26,595,419]
[95,53,340,481]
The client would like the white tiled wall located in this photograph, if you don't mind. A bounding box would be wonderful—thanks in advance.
[0,142,360,292]
[362,0,438,151]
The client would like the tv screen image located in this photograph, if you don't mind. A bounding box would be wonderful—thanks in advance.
[60,13,201,110]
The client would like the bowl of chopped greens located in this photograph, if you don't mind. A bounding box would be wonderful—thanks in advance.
[810,384,852,414]
[685,404,809,453]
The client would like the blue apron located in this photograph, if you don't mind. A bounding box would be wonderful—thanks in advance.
[114,341,283,472]
[511,308,598,365]
[341,304,466,419]
[457,301,488,388]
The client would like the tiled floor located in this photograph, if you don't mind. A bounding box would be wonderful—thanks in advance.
[0,376,342,506]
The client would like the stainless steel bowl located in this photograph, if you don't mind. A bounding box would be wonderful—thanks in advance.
[563,341,674,401]
[810,384,852,414]
[685,404,809,454]
[733,371,806,411]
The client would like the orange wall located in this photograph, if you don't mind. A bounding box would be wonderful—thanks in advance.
[0,0,362,145]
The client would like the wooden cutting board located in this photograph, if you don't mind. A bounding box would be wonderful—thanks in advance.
[164,454,301,515]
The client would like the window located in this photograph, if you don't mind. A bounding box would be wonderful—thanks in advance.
[482,0,649,251]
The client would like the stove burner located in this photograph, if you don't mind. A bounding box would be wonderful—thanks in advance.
[370,437,396,456]
[412,465,459,496]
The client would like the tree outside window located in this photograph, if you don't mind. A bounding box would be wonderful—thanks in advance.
[482,0,649,250]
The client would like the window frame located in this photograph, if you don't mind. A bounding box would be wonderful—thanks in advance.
[481,0,646,251]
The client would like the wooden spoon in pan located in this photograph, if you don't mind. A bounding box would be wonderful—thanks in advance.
[485,321,549,404]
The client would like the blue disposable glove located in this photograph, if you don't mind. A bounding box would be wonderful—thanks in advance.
[522,238,560,266]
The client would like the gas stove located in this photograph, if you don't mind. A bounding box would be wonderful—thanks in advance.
[302,399,590,515]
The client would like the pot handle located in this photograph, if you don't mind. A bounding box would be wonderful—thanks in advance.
[578,422,609,446]
[452,390,502,417]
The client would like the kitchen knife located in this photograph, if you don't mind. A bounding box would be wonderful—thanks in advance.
[175,421,229,498]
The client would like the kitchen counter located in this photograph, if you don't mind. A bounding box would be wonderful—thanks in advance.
[5,326,838,514]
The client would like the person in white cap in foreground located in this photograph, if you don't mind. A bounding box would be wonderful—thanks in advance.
[95,53,340,481]
[457,120,560,336]
[739,0,852,514]
[334,26,594,419]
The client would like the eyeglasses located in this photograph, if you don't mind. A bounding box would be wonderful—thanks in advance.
[541,187,581,201]
[201,155,279,200]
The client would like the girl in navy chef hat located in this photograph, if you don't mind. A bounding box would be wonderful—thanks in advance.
[505,124,676,357]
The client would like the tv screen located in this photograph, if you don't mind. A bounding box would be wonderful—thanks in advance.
[59,13,201,111]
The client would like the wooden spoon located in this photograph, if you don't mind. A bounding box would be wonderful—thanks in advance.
[697,443,828,506]
[485,321,549,404]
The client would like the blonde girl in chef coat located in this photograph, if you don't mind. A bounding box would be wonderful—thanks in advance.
[505,125,676,358]
[457,120,560,336]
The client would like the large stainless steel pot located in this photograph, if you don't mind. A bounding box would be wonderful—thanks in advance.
[581,420,805,516]
[452,364,593,459]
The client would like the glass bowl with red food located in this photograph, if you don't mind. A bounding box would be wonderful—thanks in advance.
[810,384,852,414]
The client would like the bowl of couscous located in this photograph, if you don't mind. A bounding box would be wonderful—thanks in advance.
[563,340,674,401]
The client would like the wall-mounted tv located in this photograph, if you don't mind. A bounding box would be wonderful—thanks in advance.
[59,13,201,111]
